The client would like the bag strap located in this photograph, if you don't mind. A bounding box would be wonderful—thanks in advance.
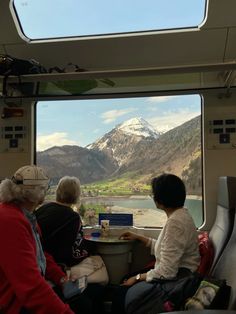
[42,215,79,241]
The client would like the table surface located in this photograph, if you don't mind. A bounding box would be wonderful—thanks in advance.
[160,311,236,314]
[84,235,133,243]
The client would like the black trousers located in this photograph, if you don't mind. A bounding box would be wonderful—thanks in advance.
[20,283,105,314]
[111,285,129,314]
[56,283,105,314]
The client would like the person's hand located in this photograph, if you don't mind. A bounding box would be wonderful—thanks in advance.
[60,275,69,286]
[66,269,78,282]
[121,276,137,287]
[119,231,138,241]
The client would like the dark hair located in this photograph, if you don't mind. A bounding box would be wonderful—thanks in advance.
[151,173,186,208]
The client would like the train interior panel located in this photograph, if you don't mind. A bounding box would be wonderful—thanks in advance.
[1,0,236,312]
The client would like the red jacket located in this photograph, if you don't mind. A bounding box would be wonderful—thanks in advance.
[0,203,74,314]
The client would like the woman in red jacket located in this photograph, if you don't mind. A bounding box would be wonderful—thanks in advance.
[0,165,79,314]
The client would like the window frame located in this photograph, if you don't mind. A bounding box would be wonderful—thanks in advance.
[11,0,207,41]
[34,92,204,229]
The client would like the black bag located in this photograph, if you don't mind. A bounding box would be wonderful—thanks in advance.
[0,55,47,76]
[0,54,47,96]
[125,271,201,314]
[185,277,231,310]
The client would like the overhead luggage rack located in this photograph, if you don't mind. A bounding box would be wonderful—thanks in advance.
[0,62,236,101]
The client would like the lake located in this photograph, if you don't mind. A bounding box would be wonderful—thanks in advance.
[83,196,203,228]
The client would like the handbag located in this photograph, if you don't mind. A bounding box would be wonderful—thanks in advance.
[125,270,201,314]
[0,54,47,96]
[185,277,231,310]
[70,255,109,285]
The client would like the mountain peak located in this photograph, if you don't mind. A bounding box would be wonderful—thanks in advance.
[117,117,159,138]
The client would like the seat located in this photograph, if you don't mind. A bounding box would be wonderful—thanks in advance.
[209,176,236,272]
[211,208,236,309]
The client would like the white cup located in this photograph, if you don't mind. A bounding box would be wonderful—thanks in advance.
[101,219,110,237]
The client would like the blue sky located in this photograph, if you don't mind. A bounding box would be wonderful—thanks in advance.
[13,1,204,151]
[37,95,201,151]
[14,0,206,38]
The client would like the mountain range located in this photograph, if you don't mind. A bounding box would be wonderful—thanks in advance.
[37,116,201,194]
[87,117,160,167]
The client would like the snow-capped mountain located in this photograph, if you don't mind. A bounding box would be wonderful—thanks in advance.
[117,117,159,138]
[37,116,201,194]
[87,117,159,166]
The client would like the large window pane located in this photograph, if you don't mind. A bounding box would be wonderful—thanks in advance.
[37,95,202,228]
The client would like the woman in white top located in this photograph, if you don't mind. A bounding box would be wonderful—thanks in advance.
[112,173,200,314]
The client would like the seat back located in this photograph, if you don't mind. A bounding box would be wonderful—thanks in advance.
[209,176,236,271]
[211,209,236,309]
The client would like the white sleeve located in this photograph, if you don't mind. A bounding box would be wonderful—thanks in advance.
[149,238,157,255]
[146,220,186,281]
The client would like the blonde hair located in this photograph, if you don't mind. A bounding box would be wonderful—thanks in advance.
[56,176,81,205]
[0,178,46,205]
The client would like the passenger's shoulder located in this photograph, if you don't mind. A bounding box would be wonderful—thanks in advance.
[36,201,55,211]
[0,205,30,232]
[167,209,193,230]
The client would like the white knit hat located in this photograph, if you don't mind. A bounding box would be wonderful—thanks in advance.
[12,165,49,187]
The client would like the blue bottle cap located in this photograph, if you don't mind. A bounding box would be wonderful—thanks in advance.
[91,232,101,237]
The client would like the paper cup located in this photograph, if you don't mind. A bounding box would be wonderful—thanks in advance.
[101,219,110,237]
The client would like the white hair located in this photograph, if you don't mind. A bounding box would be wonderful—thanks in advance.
[56,176,81,205]
[0,178,46,205]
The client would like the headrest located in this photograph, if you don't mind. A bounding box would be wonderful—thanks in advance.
[218,176,236,209]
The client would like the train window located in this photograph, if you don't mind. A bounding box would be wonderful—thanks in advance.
[37,95,202,228]
[13,0,206,39]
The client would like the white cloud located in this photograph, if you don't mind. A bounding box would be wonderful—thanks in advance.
[147,110,199,133]
[37,132,79,151]
[101,108,136,124]
[147,96,178,104]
